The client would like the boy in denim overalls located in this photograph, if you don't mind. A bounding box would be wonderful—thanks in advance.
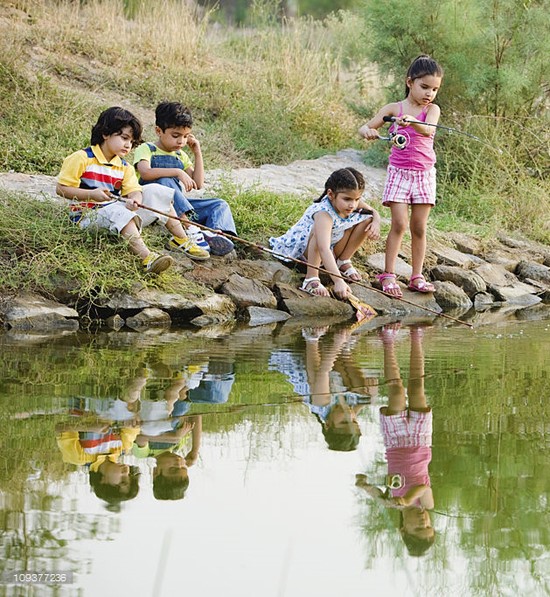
[134,102,237,256]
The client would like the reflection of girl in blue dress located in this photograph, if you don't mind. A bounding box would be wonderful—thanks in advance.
[269,327,378,452]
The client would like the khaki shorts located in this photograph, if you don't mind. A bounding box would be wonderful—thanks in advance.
[77,184,174,233]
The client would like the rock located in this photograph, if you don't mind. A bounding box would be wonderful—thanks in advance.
[366,253,412,278]
[516,261,550,286]
[433,281,473,309]
[431,265,487,297]
[125,308,171,329]
[0,293,79,331]
[431,245,476,269]
[474,292,495,309]
[474,263,540,304]
[273,281,364,319]
[105,314,125,330]
[447,232,484,256]
[491,286,542,306]
[194,294,237,322]
[221,273,277,309]
[483,249,522,272]
[350,283,409,315]
[246,306,291,326]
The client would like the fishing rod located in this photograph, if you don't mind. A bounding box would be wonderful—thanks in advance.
[113,198,472,327]
[382,115,503,153]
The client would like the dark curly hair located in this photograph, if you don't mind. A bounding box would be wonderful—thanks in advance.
[90,107,143,147]
[89,465,140,507]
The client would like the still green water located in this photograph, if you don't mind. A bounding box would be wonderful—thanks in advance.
[1,309,550,597]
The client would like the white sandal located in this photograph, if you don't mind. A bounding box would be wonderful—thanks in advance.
[337,258,362,281]
[300,277,329,297]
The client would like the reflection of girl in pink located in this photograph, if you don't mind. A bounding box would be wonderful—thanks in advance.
[356,325,435,556]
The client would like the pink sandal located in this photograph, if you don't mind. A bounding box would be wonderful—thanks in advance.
[408,274,435,293]
[376,272,403,298]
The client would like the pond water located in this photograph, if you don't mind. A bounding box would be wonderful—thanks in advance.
[1,308,550,597]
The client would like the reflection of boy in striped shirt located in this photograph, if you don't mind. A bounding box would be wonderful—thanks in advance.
[56,420,141,506]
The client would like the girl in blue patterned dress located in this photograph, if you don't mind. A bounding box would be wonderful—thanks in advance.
[269,168,380,299]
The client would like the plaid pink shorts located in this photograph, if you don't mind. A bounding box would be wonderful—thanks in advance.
[380,409,432,449]
[382,165,436,206]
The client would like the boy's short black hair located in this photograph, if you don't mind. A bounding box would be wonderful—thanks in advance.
[155,102,193,131]
[90,106,143,147]
[153,474,190,501]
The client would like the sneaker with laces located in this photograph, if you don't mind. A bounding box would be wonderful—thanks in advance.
[202,230,235,256]
[142,252,174,274]
[186,225,210,252]
[166,235,210,261]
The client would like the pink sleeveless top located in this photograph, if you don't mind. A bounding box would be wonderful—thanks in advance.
[389,103,436,171]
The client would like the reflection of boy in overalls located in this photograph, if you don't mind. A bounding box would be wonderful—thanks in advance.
[356,325,435,556]
[134,102,237,256]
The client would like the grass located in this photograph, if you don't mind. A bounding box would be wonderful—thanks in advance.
[0,193,209,304]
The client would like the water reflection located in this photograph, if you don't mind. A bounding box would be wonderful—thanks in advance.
[269,326,378,451]
[2,315,550,595]
[356,324,435,556]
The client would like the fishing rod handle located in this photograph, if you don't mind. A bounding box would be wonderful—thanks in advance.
[383,116,396,123]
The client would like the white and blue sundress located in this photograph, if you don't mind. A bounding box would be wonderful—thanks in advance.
[268,195,372,260]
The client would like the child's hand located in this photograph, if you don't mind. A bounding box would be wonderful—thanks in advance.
[90,188,115,202]
[124,197,141,211]
[186,133,201,153]
[333,278,351,299]
[359,126,380,141]
[398,115,414,126]
[177,171,197,192]
[364,218,380,240]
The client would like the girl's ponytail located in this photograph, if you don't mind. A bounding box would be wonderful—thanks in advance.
[314,167,365,202]
[404,55,444,97]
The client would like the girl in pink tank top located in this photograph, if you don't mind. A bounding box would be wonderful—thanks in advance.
[358,55,444,298]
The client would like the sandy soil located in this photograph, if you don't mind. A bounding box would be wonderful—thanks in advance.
[0,149,386,203]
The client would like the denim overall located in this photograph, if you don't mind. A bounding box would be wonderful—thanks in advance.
[141,145,236,234]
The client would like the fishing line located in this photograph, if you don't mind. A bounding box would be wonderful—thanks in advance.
[112,198,473,328]
[382,116,503,153]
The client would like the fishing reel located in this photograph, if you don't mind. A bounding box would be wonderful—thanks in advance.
[379,132,408,150]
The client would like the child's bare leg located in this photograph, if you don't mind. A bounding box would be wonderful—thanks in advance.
[384,204,409,273]
[301,234,329,296]
[121,219,149,259]
[381,337,406,415]
[125,373,148,403]
[408,327,429,412]
[164,207,189,238]
[333,223,369,262]
[409,205,431,277]
[164,377,188,412]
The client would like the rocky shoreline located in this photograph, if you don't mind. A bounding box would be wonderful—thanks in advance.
[1,152,550,333]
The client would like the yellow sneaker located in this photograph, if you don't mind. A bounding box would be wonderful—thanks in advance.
[142,252,174,274]
[166,236,210,261]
